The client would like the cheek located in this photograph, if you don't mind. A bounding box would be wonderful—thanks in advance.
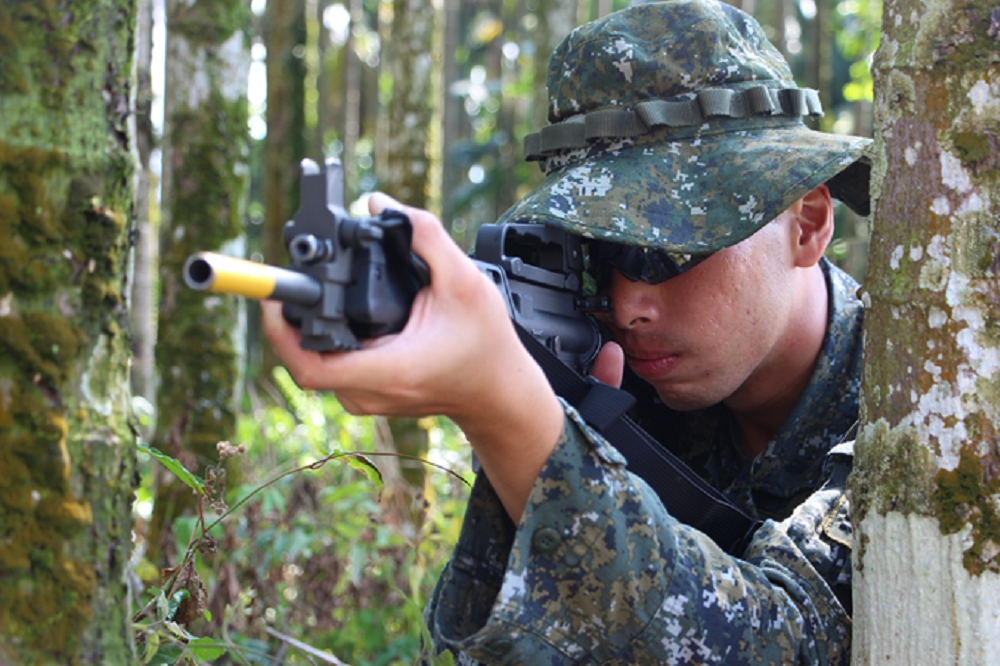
[687,266,771,358]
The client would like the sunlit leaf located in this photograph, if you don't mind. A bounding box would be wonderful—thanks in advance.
[138,442,204,494]
[188,636,226,661]
[343,452,384,498]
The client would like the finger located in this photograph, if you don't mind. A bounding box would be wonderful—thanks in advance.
[260,300,337,385]
[368,191,476,288]
[260,300,302,359]
[590,341,625,388]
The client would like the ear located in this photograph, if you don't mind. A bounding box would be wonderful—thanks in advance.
[790,184,834,268]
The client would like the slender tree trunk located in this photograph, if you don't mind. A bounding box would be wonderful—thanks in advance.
[530,0,577,191]
[315,0,331,158]
[343,0,364,198]
[262,0,307,379]
[808,0,833,130]
[375,0,439,501]
[774,0,791,62]
[852,0,1000,661]
[151,0,251,558]
[495,0,523,218]
[0,0,137,661]
[132,0,158,420]
[440,0,463,229]
[377,0,437,208]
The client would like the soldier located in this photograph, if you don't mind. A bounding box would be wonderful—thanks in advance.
[264,0,870,662]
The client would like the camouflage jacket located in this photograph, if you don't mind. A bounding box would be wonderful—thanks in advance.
[425,261,863,664]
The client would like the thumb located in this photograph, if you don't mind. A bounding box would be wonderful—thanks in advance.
[590,341,624,388]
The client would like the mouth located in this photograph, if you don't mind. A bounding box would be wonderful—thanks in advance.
[624,351,681,381]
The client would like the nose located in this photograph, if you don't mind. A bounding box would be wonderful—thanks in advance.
[606,270,664,330]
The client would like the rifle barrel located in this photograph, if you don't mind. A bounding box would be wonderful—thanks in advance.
[183,252,322,306]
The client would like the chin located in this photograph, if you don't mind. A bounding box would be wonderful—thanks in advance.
[653,389,722,412]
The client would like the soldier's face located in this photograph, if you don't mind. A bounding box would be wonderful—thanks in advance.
[597,214,801,412]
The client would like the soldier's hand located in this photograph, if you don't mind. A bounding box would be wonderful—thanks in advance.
[261,193,564,520]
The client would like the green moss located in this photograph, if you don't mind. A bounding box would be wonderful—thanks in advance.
[952,130,992,163]
[168,0,252,47]
[0,0,137,659]
[156,93,248,439]
[0,140,67,295]
[0,313,82,387]
[851,419,938,523]
[933,446,1000,575]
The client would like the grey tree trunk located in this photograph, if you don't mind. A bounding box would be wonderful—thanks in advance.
[851,0,1000,661]
[0,0,138,662]
[131,0,158,418]
[150,0,251,558]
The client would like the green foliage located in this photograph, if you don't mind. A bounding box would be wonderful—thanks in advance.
[836,0,882,103]
[139,441,206,495]
[134,368,472,665]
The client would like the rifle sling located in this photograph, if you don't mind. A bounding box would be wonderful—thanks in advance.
[514,322,762,557]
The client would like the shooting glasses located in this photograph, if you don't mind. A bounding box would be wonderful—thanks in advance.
[589,240,712,290]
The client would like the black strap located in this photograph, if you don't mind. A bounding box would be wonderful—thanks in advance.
[515,323,762,557]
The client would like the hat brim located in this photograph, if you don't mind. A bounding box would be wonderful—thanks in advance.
[497,122,872,254]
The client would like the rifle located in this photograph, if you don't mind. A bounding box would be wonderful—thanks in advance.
[184,157,606,370]
[184,157,761,556]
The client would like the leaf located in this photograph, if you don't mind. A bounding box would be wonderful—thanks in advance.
[146,645,184,666]
[167,589,189,622]
[138,442,204,494]
[141,628,160,665]
[188,636,226,661]
[155,588,169,621]
[343,453,384,498]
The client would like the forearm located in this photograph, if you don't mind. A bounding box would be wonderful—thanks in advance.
[451,335,565,522]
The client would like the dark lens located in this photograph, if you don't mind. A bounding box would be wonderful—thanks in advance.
[590,241,710,288]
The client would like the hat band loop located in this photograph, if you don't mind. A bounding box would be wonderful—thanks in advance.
[524,85,823,162]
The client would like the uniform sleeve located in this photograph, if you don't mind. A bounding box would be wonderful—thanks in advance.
[425,401,852,665]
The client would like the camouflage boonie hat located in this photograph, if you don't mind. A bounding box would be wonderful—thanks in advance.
[495,0,872,255]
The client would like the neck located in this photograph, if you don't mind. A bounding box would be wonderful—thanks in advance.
[726,263,829,459]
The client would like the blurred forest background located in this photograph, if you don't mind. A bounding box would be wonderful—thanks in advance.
[127,0,881,662]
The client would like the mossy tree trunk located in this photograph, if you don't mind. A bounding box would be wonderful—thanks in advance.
[378,0,437,210]
[151,0,251,559]
[852,0,1000,661]
[261,0,307,377]
[0,0,137,662]
[375,0,439,500]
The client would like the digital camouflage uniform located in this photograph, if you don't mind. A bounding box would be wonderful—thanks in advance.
[426,1,871,663]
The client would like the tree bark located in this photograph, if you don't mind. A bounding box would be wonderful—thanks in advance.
[530,0,578,193]
[261,0,307,380]
[151,0,251,558]
[374,0,439,502]
[0,0,137,661]
[377,0,437,209]
[131,0,158,415]
[852,0,1000,661]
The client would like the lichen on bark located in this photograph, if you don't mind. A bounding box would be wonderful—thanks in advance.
[858,0,1000,576]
